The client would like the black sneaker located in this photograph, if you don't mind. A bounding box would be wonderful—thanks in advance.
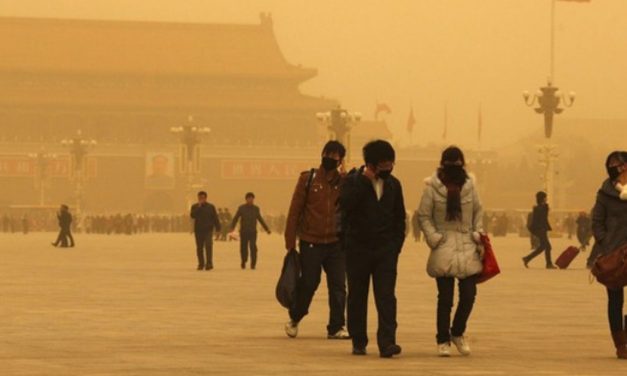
[205,265,213,271]
[522,257,529,268]
[241,262,246,269]
[197,265,204,270]
[352,347,367,356]
[546,264,557,269]
[380,344,402,358]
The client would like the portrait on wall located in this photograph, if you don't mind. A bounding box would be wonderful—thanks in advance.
[145,152,175,190]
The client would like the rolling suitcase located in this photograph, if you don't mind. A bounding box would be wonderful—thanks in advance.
[556,246,580,269]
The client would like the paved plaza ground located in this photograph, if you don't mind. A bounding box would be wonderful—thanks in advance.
[1,232,625,375]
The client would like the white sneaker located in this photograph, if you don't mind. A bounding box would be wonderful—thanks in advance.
[451,336,471,356]
[437,342,451,357]
[327,327,351,340]
[285,320,298,338]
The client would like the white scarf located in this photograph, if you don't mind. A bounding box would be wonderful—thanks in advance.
[615,182,627,201]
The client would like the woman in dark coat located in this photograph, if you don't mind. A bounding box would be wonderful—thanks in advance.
[591,151,627,359]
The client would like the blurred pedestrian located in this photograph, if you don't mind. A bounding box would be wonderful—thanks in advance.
[230,192,271,270]
[522,191,556,269]
[576,211,592,251]
[51,204,74,248]
[190,191,220,271]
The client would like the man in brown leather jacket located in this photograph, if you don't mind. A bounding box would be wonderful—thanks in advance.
[283,140,350,340]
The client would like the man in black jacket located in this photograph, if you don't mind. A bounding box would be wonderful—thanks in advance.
[52,204,74,247]
[523,191,556,269]
[339,140,406,358]
[230,192,270,269]
[190,191,221,270]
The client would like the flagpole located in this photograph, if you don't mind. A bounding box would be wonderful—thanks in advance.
[550,0,556,82]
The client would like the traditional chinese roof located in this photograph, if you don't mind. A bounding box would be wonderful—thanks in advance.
[0,14,316,81]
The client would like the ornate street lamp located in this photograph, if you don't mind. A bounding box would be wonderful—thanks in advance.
[170,115,210,207]
[28,149,57,207]
[316,106,361,162]
[61,130,97,213]
[523,80,574,208]
[523,79,575,139]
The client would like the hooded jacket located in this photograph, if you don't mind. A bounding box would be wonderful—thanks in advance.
[418,173,484,279]
[592,179,627,256]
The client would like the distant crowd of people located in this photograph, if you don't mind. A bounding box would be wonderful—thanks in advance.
[0,211,288,236]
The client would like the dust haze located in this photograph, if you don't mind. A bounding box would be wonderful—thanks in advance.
[1,0,625,215]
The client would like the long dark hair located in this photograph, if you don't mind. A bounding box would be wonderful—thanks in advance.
[437,146,469,221]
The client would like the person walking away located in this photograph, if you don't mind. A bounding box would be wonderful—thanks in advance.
[230,193,271,270]
[190,191,220,270]
[340,140,406,358]
[51,205,74,247]
[22,214,29,234]
[215,208,224,241]
[576,211,592,251]
[417,146,484,357]
[591,151,627,359]
[522,191,556,269]
[284,141,350,341]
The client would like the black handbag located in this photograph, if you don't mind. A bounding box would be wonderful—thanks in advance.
[275,249,301,308]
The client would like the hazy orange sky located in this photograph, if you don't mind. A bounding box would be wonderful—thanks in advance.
[1,0,626,148]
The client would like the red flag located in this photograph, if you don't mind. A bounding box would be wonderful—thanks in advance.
[374,102,391,120]
[407,107,416,133]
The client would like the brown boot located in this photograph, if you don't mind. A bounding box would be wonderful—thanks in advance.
[611,331,627,359]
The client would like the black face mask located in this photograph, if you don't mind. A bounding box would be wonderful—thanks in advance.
[608,166,622,181]
[322,157,338,171]
[441,165,467,186]
[377,169,393,180]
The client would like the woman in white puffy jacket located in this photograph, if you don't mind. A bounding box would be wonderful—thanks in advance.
[418,146,484,357]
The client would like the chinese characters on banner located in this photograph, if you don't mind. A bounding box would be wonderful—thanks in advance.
[221,160,316,180]
[0,155,96,178]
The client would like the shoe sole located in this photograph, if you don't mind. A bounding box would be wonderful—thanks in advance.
[327,335,352,340]
[380,348,402,358]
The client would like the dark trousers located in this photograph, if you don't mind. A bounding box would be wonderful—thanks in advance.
[240,231,258,267]
[54,227,74,247]
[194,231,213,267]
[524,232,553,266]
[346,249,398,351]
[607,287,625,333]
[289,241,346,335]
[436,275,478,344]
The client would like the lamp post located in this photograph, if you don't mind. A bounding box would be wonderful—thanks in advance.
[316,106,361,162]
[523,80,575,139]
[27,149,57,207]
[522,80,574,207]
[170,115,210,208]
[61,130,97,214]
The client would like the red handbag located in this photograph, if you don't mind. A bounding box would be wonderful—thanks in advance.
[477,234,500,284]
